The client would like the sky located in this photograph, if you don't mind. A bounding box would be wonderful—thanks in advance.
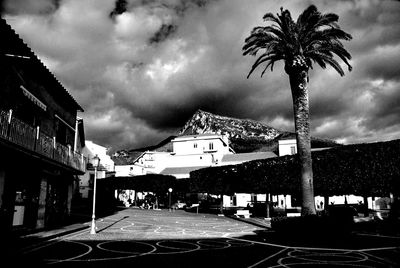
[2,0,400,153]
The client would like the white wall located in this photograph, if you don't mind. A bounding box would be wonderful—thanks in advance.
[236,193,251,207]
[142,152,171,173]
[79,140,115,199]
[167,154,214,167]
[83,141,115,171]
[172,135,231,155]
[115,135,234,179]
[223,195,231,207]
[115,164,145,177]
[315,195,390,210]
[278,139,297,156]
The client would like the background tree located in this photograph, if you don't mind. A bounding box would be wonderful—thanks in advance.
[243,5,352,215]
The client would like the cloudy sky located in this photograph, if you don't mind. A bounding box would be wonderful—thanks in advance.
[2,0,400,152]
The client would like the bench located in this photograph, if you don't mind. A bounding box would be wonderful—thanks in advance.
[186,203,199,214]
[234,210,252,219]
[286,208,301,217]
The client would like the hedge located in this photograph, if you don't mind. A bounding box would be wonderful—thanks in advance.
[190,139,400,196]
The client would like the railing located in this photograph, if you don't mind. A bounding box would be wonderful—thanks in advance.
[0,110,8,139]
[0,109,86,173]
[9,116,36,150]
[36,132,54,159]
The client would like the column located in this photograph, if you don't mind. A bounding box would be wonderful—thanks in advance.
[0,168,5,209]
[36,177,48,229]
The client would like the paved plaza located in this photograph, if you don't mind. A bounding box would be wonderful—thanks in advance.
[6,208,400,267]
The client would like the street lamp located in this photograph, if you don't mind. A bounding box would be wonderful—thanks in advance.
[90,154,100,234]
[168,188,173,212]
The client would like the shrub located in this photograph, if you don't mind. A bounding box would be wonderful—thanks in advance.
[271,213,354,238]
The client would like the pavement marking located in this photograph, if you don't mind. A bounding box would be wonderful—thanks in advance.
[46,240,92,264]
[17,209,400,266]
[34,237,256,264]
[360,250,400,267]
[248,248,289,268]
[229,237,289,249]
[19,226,90,254]
[357,233,400,240]
[155,240,201,254]
[358,246,400,252]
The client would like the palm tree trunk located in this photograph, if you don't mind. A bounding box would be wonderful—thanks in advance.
[288,66,316,216]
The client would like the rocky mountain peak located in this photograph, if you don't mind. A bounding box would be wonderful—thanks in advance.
[112,109,340,163]
[179,109,283,141]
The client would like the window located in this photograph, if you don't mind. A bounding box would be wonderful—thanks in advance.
[290,146,296,155]
[55,115,74,146]
[56,119,67,145]
[209,142,214,150]
[194,143,197,148]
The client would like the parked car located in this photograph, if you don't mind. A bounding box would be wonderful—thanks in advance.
[173,201,187,209]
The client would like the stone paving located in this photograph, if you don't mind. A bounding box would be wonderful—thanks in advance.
[8,208,400,267]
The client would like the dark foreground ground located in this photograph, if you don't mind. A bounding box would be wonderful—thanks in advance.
[2,208,400,267]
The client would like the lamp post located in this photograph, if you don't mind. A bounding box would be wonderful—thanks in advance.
[90,155,100,234]
[168,188,173,212]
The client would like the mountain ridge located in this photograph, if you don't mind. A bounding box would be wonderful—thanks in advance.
[112,109,340,164]
[179,109,284,140]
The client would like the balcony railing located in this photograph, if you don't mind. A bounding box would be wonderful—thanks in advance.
[0,109,86,173]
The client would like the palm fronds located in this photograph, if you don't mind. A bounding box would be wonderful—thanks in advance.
[243,4,352,77]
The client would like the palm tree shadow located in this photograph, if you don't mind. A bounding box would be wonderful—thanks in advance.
[97,216,129,233]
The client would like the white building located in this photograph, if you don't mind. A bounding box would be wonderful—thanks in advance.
[79,141,115,199]
[278,138,297,156]
[172,134,233,156]
[115,134,236,179]
[114,134,280,207]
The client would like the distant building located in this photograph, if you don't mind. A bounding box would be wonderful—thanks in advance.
[114,133,280,207]
[278,138,297,156]
[114,134,287,179]
[115,134,239,179]
[0,18,86,230]
[79,141,115,199]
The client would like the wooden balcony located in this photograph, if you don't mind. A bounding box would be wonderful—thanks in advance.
[0,109,86,173]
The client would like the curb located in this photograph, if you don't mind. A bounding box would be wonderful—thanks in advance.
[16,224,89,254]
[226,215,270,229]
[18,224,88,242]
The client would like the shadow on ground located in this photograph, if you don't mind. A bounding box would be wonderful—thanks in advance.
[6,231,400,268]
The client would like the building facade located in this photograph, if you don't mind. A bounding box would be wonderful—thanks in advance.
[79,141,115,199]
[0,18,86,230]
[114,134,281,207]
[115,134,235,179]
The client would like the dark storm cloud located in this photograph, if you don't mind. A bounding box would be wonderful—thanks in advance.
[362,81,400,132]
[310,96,349,120]
[362,52,400,81]
[1,0,61,15]
[4,0,400,151]
[150,24,178,43]
[340,0,400,54]
[109,0,128,19]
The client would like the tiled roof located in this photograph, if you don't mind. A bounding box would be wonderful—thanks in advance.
[160,166,209,175]
[221,152,277,163]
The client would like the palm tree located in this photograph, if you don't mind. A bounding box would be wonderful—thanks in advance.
[243,5,352,215]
